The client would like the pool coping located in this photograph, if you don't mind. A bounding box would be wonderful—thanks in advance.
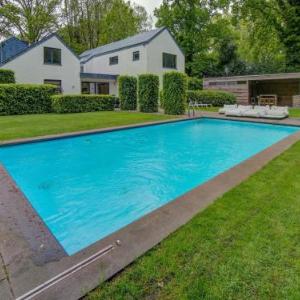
[1,116,300,300]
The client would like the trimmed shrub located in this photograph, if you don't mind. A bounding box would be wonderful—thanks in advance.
[138,74,159,113]
[52,94,117,113]
[0,69,15,84]
[187,90,236,106]
[163,72,187,115]
[159,90,164,109]
[118,75,137,110]
[0,84,56,115]
[187,77,203,90]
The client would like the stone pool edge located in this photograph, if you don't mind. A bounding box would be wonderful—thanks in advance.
[0,117,300,300]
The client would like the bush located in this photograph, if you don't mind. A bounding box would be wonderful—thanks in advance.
[138,74,159,113]
[0,84,56,115]
[52,94,117,113]
[118,75,137,110]
[0,69,15,84]
[163,72,187,115]
[159,90,164,109]
[187,77,203,90]
[187,90,236,106]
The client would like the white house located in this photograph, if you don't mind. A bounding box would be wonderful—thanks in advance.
[80,27,185,95]
[0,27,185,96]
[0,34,81,94]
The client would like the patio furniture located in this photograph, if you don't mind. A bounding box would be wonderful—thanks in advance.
[225,105,252,117]
[258,95,278,106]
[193,102,212,108]
[221,105,289,119]
[218,104,237,114]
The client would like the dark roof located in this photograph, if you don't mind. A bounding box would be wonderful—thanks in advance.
[0,37,28,64]
[80,27,167,63]
[0,33,79,66]
[80,72,118,80]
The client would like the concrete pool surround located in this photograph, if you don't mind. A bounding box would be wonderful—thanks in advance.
[0,114,300,300]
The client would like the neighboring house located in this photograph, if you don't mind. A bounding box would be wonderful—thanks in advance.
[0,34,81,94]
[80,27,185,95]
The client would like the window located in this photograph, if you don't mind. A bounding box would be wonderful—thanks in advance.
[97,82,109,94]
[81,82,90,94]
[133,51,140,61]
[109,56,118,65]
[80,65,84,73]
[44,79,62,93]
[44,47,61,65]
[163,53,177,69]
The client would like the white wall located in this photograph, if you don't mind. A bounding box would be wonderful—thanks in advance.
[83,44,147,76]
[1,35,81,94]
[146,29,185,85]
[82,29,185,94]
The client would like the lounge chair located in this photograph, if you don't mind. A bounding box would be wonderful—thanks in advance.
[218,104,237,114]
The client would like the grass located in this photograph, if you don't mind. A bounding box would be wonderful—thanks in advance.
[0,111,176,142]
[87,140,300,300]
[196,106,300,117]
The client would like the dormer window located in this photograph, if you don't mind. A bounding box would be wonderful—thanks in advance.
[109,56,118,65]
[44,47,61,65]
[133,51,140,61]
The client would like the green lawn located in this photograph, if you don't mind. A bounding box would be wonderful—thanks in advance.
[0,111,176,142]
[196,106,300,117]
[87,140,300,300]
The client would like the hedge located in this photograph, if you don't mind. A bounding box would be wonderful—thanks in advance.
[138,74,159,113]
[52,94,117,113]
[187,90,236,106]
[163,72,187,115]
[118,75,137,110]
[0,84,56,115]
[187,77,203,90]
[0,69,15,84]
[159,90,164,109]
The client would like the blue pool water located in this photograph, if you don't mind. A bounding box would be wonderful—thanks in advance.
[0,118,298,255]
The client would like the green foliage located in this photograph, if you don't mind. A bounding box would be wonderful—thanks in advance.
[155,0,300,75]
[0,0,60,43]
[0,84,56,115]
[275,0,300,69]
[163,72,187,115]
[51,94,116,113]
[187,90,236,106]
[59,0,151,54]
[138,74,159,113]
[187,77,203,90]
[0,69,15,83]
[159,90,164,109]
[118,75,137,110]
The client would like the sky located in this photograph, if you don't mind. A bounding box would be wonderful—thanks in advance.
[134,0,163,23]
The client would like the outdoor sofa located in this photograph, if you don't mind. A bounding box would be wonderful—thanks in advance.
[219,105,289,119]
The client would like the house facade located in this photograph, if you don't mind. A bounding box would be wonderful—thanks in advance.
[0,34,81,94]
[0,27,185,96]
[80,27,185,95]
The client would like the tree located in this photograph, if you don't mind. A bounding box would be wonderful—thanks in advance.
[99,0,151,45]
[60,0,152,53]
[276,0,300,69]
[0,0,61,43]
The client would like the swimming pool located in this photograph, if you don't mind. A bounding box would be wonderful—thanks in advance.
[0,118,299,255]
